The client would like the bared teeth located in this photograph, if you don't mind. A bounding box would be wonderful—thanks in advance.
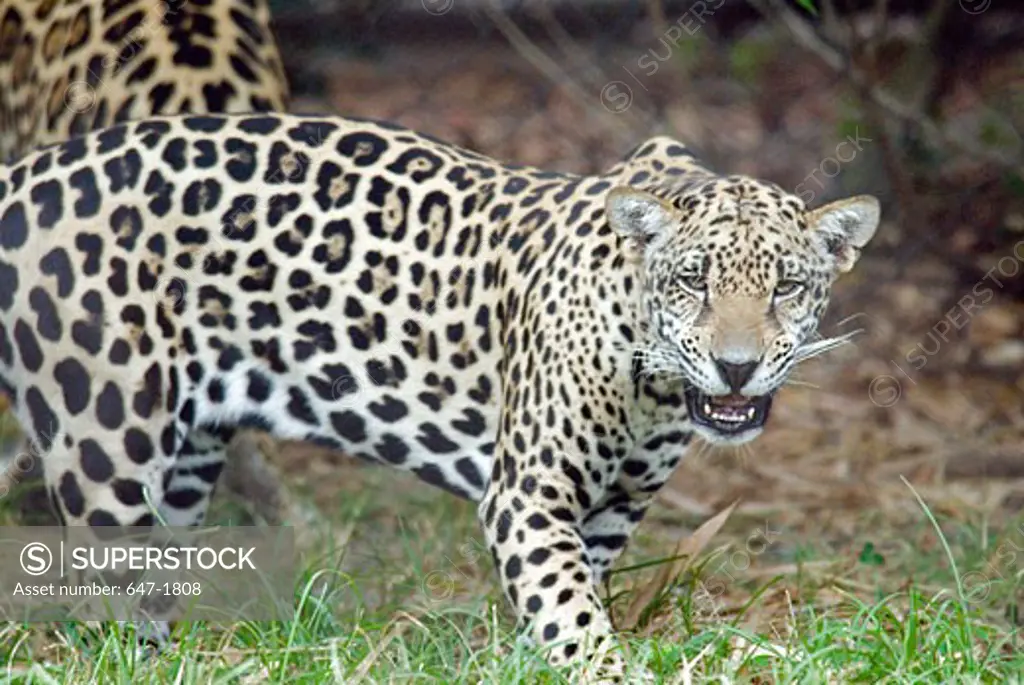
[687,389,771,431]
[702,399,757,423]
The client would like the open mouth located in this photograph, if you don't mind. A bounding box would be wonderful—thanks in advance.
[684,386,774,436]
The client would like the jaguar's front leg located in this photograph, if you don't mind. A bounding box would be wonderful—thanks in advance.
[479,435,631,674]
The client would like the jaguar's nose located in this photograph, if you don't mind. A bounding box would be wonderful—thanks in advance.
[713,359,759,393]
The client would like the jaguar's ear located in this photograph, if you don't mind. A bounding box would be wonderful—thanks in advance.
[606,186,676,247]
[807,195,880,274]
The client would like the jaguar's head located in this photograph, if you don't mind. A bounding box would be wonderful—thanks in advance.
[607,176,879,445]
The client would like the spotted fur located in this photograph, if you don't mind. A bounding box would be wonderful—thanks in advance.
[0,0,288,162]
[0,112,880,669]
[0,0,291,535]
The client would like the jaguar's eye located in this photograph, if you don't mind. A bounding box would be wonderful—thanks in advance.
[680,273,707,294]
[774,280,804,299]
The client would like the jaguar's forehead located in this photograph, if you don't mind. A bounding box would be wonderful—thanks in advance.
[666,175,806,227]
[652,176,825,290]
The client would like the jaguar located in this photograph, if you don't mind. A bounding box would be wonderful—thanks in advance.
[0,107,880,670]
[0,0,292,518]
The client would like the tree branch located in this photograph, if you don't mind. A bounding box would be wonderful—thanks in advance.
[747,0,1023,175]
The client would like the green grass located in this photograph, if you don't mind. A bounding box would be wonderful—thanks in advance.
[1,456,1023,682]
[1,581,1021,682]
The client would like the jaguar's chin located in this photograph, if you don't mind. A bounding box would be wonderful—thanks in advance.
[683,385,774,444]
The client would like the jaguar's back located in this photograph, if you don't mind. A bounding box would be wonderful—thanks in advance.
[0,113,553,502]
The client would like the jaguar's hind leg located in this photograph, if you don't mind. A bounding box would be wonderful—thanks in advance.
[40,415,218,648]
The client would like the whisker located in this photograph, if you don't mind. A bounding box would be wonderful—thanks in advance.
[831,311,871,330]
[692,439,718,465]
[784,379,820,389]
[794,328,863,363]
[734,443,754,468]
